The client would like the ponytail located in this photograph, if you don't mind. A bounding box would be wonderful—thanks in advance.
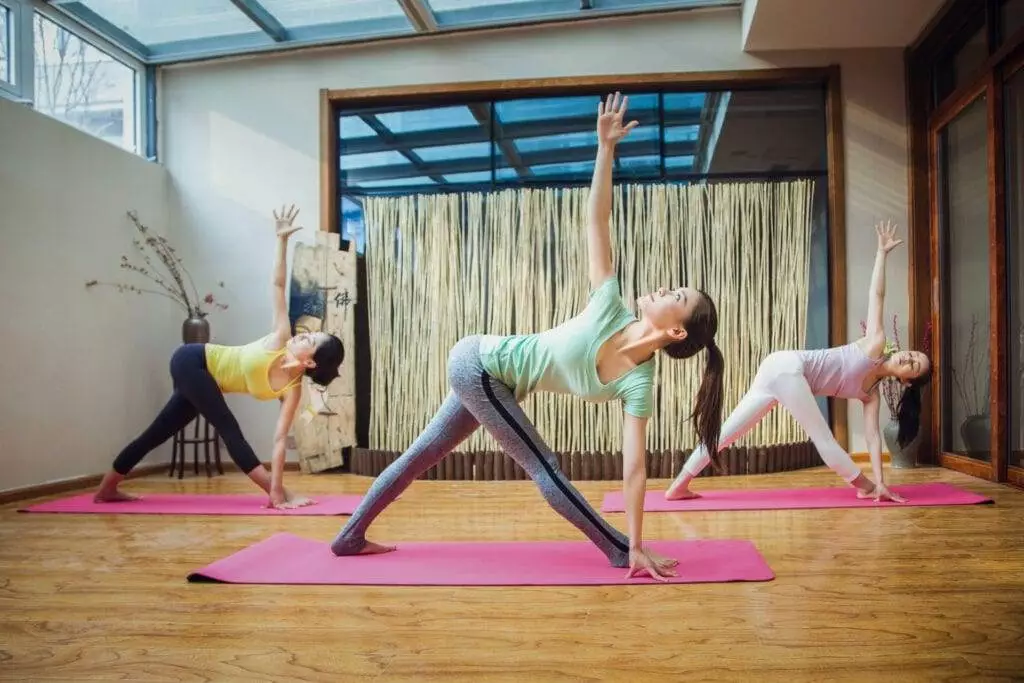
[663,289,725,472]
[896,371,930,447]
[692,340,725,472]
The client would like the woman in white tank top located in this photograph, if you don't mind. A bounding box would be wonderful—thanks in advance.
[666,221,932,502]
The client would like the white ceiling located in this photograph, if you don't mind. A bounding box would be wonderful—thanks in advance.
[742,0,948,51]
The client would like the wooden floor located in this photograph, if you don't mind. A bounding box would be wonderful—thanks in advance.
[1,466,1022,682]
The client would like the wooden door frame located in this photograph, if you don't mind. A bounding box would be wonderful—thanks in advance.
[909,0,1024,485]
[1003,45,1024,484]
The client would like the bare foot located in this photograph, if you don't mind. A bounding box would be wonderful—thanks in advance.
[664,487,701,501]
[357,540,397,555]
[93,490,140,503]
[271,495,317,510]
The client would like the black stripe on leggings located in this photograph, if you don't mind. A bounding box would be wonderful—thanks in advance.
[480,372,628,553]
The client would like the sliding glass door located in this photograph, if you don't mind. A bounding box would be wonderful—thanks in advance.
[932,89,996,477]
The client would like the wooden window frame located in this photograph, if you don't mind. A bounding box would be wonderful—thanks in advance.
[319,67,852,445]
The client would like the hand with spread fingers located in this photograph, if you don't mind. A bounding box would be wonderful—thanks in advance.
[626,546,680,582]
[274,204,303,240]
[596,91,639,147]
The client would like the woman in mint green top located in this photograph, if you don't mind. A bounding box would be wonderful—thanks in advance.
[331,94,725,581]
[477,273,656,417]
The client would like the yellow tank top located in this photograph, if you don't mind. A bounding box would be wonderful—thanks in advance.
[203,335,302,401]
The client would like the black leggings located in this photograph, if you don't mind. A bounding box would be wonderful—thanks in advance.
[111,344,262,475]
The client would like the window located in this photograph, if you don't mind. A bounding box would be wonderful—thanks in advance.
[1002,0,1024,45]
[0,3,10,84]
[337,86,829,253]
[340,88,826,198]
[32,13,137,152]
[934,23,989,105]
[0,2,146,155]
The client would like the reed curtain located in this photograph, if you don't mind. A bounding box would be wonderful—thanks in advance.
[363,180,815,455]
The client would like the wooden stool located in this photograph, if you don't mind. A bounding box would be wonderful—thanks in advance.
[169,415,223,479]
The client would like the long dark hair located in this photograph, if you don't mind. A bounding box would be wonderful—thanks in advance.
[664,290,725,471]
[307,334,344,387]
[896,364,932,447]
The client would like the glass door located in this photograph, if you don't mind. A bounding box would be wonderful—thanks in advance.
[931,87,995,479]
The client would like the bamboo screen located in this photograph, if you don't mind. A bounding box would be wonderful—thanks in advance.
[363,180,815,455]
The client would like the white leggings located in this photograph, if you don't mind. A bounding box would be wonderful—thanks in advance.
[681,350,862,482]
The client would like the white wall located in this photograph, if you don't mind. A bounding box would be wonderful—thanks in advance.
[160,8,911,454]
[0,96,178,492]
[742,0,944,51]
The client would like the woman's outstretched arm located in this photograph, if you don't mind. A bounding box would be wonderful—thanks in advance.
[587,92,637,290]
[863,220,902,354]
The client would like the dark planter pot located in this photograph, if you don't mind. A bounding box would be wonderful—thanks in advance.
[882,420,920,468]
[182,316,210,344]
[960,414,991,456]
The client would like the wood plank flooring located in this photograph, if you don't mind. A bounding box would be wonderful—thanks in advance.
[1,466,1021,682]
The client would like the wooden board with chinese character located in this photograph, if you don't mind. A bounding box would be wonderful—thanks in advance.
[288,231,357,473]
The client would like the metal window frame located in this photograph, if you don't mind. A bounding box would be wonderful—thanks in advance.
[0,1,11,89]
[0,0,150,157]
[0,0,32,101]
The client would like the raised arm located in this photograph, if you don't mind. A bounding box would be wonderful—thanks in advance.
[863,220,903,351]
[270,205,303,344]
[587,93,637,290]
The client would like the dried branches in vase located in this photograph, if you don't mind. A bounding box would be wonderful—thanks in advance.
[951,314,990,417]
[85,211,228,342]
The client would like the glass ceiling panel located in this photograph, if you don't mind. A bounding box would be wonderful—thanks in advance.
[443,171,493,184]
[622,124,659,143]
[340,150,409,170]
[339,116,379,139]
[375,106,480,132]
[666,155,696,169]
[429,0,552,25]
[531,160,595,177]
[72,0,262,45]
[354,176,438,189]
[57,0,739,64]
[430,1,736,28]
[495,167,521,181]
[512,125,658,153]
[665,125,700,143]
[664,93,706,111]
[429,0,540,10]
[513,130,598,154]
[259,0,407,28]
[495,96,598,123]
[620,155,661,168]
[413,142,492,162]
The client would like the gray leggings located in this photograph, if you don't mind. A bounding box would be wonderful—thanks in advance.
[330,335,630,567]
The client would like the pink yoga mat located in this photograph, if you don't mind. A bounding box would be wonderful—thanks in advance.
[19,493,363,516]
[187,533,774,585]
[600,482,993,513]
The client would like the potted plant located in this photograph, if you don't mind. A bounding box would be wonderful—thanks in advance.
[952,315,990,457]
[860,316,932,468]
[86,211,227,343]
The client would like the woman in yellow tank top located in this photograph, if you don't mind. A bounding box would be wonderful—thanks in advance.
[95,206,344,509]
